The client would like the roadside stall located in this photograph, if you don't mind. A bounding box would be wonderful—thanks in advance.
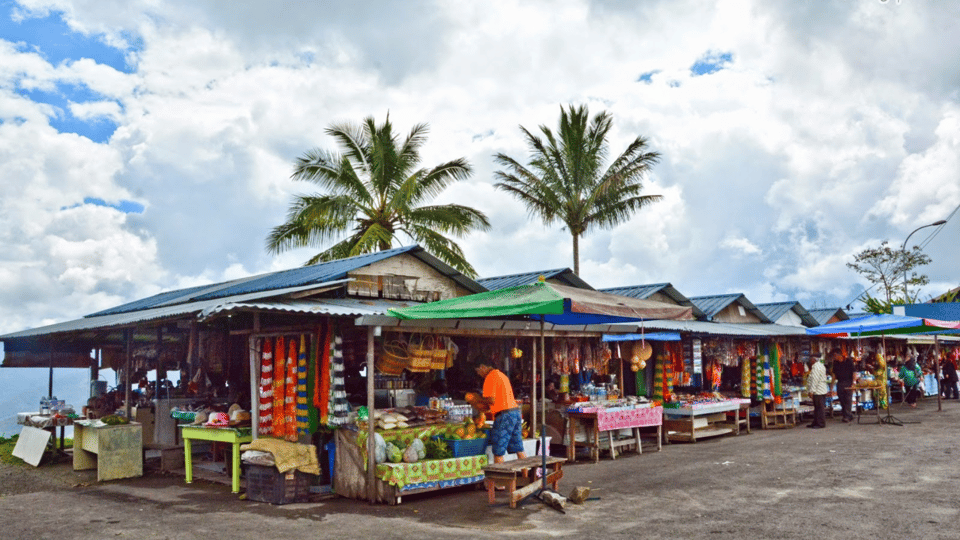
[341,280,694,503]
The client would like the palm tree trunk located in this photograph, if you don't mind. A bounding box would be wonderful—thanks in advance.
[572,233,580,276]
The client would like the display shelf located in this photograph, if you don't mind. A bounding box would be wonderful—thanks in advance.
[662,400,746,443]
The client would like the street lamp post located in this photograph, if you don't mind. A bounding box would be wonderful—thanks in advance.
[901,219,947,303]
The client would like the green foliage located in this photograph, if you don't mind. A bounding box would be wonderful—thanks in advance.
[494,104,661,274]
[266,114,490,277]
[846,241,933,305]
[0,434,24,465]
[424,438,452,460]
[861,294,898,315]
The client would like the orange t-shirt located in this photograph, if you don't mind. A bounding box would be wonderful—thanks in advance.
[482,369,517,415]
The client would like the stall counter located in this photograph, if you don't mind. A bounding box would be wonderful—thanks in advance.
[335,426,487,505]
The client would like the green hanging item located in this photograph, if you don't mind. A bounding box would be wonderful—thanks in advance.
[771,342,782,398]
[636,363,647,397]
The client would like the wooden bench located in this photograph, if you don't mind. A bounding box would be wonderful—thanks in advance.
[482,456,566,508]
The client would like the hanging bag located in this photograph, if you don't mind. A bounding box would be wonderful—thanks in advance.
[377,339,410,376]
[407,334,433,373]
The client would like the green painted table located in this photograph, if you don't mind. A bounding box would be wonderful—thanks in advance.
[179,425,253,493]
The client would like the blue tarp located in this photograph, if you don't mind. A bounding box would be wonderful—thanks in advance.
[602,332,681,342]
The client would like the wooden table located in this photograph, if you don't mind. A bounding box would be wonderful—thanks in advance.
[662,400,750,443]
[73,421,143,481]
[483,456,565,508]
[566,406,663,463]
[180,425,253,493]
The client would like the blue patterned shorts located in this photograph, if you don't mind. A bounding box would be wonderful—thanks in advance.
[490,408,525,456]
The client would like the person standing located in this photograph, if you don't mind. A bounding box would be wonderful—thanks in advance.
[807,354,829,429]
[900,355,923,407]
[942,357,959,400]
[475,362,528,464]
[831,350,856,423]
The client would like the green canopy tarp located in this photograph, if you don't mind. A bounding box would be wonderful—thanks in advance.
[388,281,693,323]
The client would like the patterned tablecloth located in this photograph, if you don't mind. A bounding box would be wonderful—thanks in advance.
[590,406,664,431]
[375,455,487,489]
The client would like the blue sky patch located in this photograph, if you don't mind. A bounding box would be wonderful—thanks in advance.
[82,198,145,214]
[18,83,119,143]
[0,0,135,73]
[636,70,659,83]
[690,51,733,76]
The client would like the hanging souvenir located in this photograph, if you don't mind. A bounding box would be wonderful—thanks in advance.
[285,338,298,442]
[296,336,309,435]
[329,328,350,426]
[272,336,286,438]
[258,339,273,435]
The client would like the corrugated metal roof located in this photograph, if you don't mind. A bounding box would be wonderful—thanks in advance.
[689,294,771,323]
[84,245,485,318]
[612,319,808,337]
[0,281,351,340]
[477,268,593,291]
[86,282,226,317]
[599,283,667,299]
[199,297,416,320]
[756,302,794,322]
[756,301,819,327]
[190,246,420,302]
[807,307,850,326]
[599,283,706,319]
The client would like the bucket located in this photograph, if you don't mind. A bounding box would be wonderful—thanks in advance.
[91,380,107,398]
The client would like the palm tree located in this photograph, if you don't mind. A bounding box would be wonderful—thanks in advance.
[266,114,491,277]
[494,104,662,275]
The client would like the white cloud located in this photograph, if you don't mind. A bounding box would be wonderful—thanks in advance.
[2,0,960,338]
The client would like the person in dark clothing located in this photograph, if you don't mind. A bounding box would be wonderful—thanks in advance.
[831,350,856,423]
[942,358,959,400]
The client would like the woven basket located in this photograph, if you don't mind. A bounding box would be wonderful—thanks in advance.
[376,340,409,376]
[407,335,433,373]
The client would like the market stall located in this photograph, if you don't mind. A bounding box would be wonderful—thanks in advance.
[662,397,751,443]
[565,402,663,462]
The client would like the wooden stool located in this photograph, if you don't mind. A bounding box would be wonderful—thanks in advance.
[482,456,566,508]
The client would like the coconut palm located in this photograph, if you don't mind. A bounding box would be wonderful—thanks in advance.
[494,104,662,275]
[266,114,490,277]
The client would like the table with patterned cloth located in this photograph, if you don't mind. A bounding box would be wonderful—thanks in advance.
[335,426,487,504]
[375,455,487,489]
[566,405,663,463]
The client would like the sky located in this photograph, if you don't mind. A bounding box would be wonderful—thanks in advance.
[2,0,960,343]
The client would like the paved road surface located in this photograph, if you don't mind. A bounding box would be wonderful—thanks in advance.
[2,400,958,539]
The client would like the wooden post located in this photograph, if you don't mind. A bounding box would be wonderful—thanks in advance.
[531,336,537,437]
[124,329,133,420]
[366,326,376,503]
[935,335,942,412]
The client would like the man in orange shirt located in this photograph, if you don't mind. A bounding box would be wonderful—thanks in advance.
[476,363,527,464]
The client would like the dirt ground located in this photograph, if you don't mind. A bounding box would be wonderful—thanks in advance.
[2,399,960,540]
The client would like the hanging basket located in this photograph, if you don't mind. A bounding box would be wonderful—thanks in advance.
[376,340,409,376]
[407,334,433,373]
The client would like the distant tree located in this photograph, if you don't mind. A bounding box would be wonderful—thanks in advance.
[846,241,933,307]
[266,114,490,277]
[493,104,661,275]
